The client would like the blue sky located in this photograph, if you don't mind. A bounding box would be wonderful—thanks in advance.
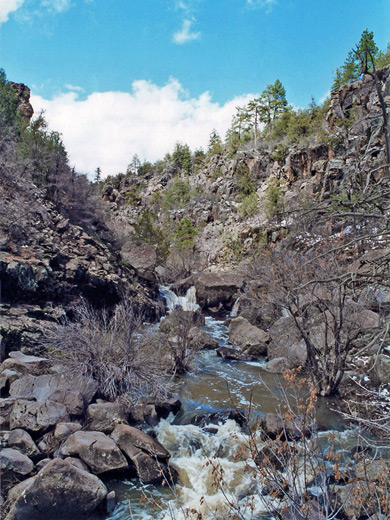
[1,0,389,176]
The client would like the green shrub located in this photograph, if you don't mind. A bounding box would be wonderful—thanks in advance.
[263,177,286,218]
[172,218,199,250]
[133,209,170,261]
[161,177,191,211]
[238,192,258,217]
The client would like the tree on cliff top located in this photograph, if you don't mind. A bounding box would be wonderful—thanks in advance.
[332,29,379,90]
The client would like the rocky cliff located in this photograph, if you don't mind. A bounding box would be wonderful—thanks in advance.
[104,66,390,275]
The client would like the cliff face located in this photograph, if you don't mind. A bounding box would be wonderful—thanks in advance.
[104,67,390,273]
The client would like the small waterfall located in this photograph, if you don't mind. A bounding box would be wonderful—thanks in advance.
[159,285,199,312]
[229,297,240,317]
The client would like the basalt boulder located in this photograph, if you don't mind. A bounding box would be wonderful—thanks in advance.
[228,316,269,356]
[194,273,244,311]
[5,458,107,520]
[59,431,128,474]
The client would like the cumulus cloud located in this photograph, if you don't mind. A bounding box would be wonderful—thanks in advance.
[173,18,200,44]
[0,0,25,23]
[31,78,254,178]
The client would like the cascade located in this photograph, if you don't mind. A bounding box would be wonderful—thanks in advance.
[159,285,199,312]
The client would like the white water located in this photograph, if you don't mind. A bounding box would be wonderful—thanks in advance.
[159,285,199,312]
[106,288,349,520]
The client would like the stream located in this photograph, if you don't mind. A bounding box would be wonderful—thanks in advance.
[105,288,354,520]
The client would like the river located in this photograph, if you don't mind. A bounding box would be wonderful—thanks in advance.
[105,288,355,520]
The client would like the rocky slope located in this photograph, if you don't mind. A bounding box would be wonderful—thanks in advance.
[0,86,162,362]
[105,66,390,273]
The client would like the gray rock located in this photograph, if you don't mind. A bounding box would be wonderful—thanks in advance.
[5,458,107,520]
[1,352,48,376]
[64,457,90,472]
[229,317,269,356]
[10,399,69,433]
[9,373,98,415]
[6,477,36,508]
[261,413,308,441]
[86,402,128,433]
[121,243,157,282]
[370,354,390,385]
[263,357,293,374]
[59,431,128,474]
[216,346,257,361]
[111,425,174,485]
[0,448,34,489]
[188,327,219,350]
[34,458,51,471]
[268,317,307,367]
[195,272,244,311]
[7,429,40,458]
[54,422,82,441]
[111,424,170,460]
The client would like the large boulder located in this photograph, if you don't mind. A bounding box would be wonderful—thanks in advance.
[59,431,128,474]
[369,354,390,385]
[10,399,69,433]
[9,373,98,415]
[261,413,307,441]
[188,327,219,350]
[86,402,128,433]
[121,243,157,282]
[111,424,174,485]
[229,317,269,356]
[7,429,40,458]
[194,273,244,311]
[268,316,307,367]
[111,424,170,460]
[5,458,107,520]
[263,357,293,374]
[0,448,34,490]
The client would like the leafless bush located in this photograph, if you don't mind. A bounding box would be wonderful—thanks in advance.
[250,246,379,396]
[163,308,204,375]
[43,300,172,402]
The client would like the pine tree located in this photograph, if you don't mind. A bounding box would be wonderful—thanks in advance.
[207,129,224,156]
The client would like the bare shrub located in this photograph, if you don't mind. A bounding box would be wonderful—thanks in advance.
[250,246,378,396]
[43,301,172,402]
[163,308,204,375]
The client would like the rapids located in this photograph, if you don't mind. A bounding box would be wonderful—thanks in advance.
[105,287,348,520]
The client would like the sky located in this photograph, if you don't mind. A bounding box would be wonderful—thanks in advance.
[1,0,389,177]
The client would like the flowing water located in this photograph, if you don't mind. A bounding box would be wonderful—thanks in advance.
[106,287,350,520]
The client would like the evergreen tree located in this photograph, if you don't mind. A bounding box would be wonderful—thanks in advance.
[207,129,224,155]
[332,29,379,90]
[172,142,192,175]
[94,167,102,183]
[126,154,141,176]
[259,79,288,126]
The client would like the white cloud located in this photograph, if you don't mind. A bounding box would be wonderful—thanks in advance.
[0,0,25,23]
[65,84,85,92]
[31,78,254,178]
[247,0,277,9]
[40,0,71,13]
[173,18,200,44]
